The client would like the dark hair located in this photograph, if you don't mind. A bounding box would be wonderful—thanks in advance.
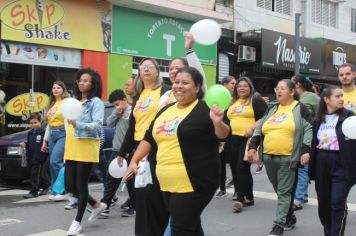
[278,79,299,101]
[135,58,162,94]
[339,63,355,72]
[108,89,126,103]
[315,85,342,124]
[176,66,204,99]
[292,74,314,92]
[29,112,42,122]
[48,81,70,109]
[74,68,102,99]
[221,76,236,85]
[232,76,255,104]
[168,57,188,67]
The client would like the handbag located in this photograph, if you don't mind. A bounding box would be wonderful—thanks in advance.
[52,165,66,194]
[243,138,260,164]
[134,159,153,188]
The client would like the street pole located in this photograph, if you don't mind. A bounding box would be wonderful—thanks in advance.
[295,13,301,75]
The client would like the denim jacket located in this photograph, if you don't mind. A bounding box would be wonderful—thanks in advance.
[75,97,104,139]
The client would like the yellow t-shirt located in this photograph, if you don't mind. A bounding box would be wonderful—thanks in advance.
[153,100,198,193]
[47,100,65,127]
[227,99,255,136]
[343,89,356,113]
[64,125,100,163]
[133,87,162,141]
[262,101,298,156]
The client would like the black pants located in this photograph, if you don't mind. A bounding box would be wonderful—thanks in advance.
[101,151,136,209]
[65,160,96,222]
[314,150,352,236]
[162,190,215,236]
[219,139,232,192]
[29,158,50,193]
[231,135,253,201]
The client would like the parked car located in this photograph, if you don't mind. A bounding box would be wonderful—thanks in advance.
[0,101,114,185]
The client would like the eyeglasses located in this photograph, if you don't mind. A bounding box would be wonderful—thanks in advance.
[139,64,156,71]
[76,79,91,84]
[274,87,288,93]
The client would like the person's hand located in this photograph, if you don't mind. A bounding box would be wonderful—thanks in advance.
[247,149,257,161]
[262,97,270,104]
[67,120,76,128]
[41,142,48,152]
[209,105,224,124]
[300,153,310,165]
[117,156,124,167]
[185,32,194,50]
[244,127,254,138]
[115,106,123,114]
[123,161,138,181]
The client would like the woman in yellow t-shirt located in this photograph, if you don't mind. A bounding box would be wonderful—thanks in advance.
[247,79,313,236]
[41,81,69,199]
[124,66,230,236]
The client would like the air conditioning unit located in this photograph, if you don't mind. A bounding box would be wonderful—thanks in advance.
[238,45,256,62]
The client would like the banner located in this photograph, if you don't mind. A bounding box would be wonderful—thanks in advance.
[112,6,216,65]
[0,0,111,52]
[261,29,322,74]
[5,92,49,117]
[1,41,81,68]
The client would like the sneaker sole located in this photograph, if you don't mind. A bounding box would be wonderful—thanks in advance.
[284,225,295,231]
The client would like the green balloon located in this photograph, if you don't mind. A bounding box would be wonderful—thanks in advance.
[205,84,231,110]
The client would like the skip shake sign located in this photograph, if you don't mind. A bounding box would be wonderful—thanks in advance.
[261,29,321,74]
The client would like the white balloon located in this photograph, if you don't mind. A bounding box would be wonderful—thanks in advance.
[190,19,222,45]
[342,116,356,139]
[62,98,82,120]
[108,158,127,178]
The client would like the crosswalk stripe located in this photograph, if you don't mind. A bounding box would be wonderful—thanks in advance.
[26,229,83,236]
[0,218,22,226]
[0,189,27,196]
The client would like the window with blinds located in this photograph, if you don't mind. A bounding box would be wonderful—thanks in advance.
[352,8,356,33]
[312,0,337,27]
[257,0,291,16]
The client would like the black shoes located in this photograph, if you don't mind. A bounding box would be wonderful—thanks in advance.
[23,192,38,199]
[268,224,284,236]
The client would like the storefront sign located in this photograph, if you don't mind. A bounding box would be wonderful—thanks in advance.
[323,39,356,76]
[261,29,321,73]
[112,6,216,64]
[1,41,81,68]
[0,0,111,52]
[5,92,49,117]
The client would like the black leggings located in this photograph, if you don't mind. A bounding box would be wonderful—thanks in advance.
[65,160,96,222]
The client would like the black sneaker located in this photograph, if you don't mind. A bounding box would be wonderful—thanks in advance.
[120,198,131,210]
[121,207,135,217]
[268,224,284,236]
[100,208,110,218]
[38,188,49,196]
[283,215,296,231]
[23,192,38,199]
[215,190,227,198]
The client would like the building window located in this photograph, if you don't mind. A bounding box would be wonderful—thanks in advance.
[257,0,291,16]
[312,0,337,27]
[352,8,356,33]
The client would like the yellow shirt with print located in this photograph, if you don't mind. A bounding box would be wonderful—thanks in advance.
[343,89,356,113]
[227,99,255,136]
[153,100,198,193]
[133,87,162,141]
[47,100,65,127]
[262,101,298,156]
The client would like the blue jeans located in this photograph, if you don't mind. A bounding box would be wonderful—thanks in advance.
[48,127,66,193]
[294,165,309,205]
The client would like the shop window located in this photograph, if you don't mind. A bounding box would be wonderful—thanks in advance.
[257,0,291,16]
[218,53,230,82]
[352,8,356,33]
[312,0,337,28]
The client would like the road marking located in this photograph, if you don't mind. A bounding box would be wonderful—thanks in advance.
[0,189,27,196]
[0,218,22,226]
[14,194,69,204]
[26,229,83,236]
[226,189,356,211]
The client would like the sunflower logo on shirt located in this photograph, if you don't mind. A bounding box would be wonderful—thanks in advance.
[155,117,182,136]
[231,104,245,115]
[268,113,287,124]
[134,97,153,112]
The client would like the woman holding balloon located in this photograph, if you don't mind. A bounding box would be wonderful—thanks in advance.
[64,68,105,236]
[227,77,267,212]
[124,66,230,236]
[309,85,356,236]
[42,81,70,200]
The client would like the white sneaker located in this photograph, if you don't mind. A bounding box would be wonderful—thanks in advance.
[48,194,56,201]
[88,202,107,222]
[52,194,67,201]
[67,220,82,235]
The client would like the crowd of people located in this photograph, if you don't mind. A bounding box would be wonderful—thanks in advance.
[19,31,356,236]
